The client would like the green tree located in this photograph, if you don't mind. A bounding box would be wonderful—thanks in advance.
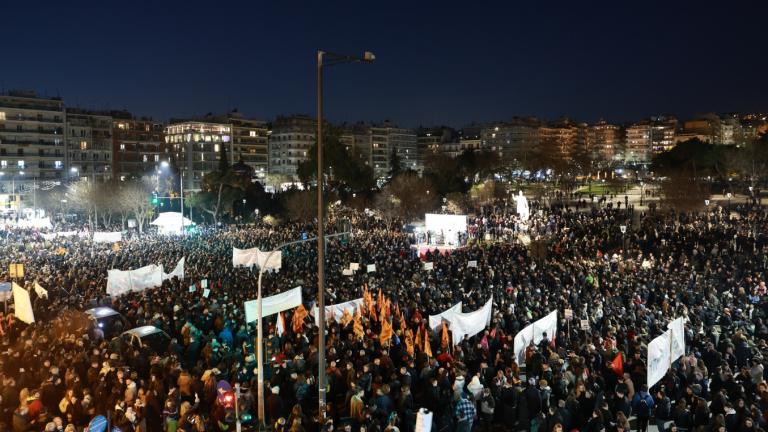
[297,127,374,191]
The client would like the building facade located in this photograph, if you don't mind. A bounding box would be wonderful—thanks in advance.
[112,113,165,181]
[481,118,540,163]
[66,110,114,181]
[267,115,316,179]
[369,123,418,179]
[165,121,233,190]
[0,92,67,183]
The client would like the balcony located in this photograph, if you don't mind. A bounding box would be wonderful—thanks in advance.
[0,127,63,135]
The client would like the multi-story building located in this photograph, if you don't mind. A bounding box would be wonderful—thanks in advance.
[369,123,418,179]
[624,117,676,163]
[339,123,372,168]
[208,112,269,181]
[112,112,165,181]
[0,91,67,186]
[481,118,540,163]
[589,121,622,163]
[66,109,114,181]
[458,126,483,153]
[165,121,233,190]
[267,115,316,178]
[538,120,578,161]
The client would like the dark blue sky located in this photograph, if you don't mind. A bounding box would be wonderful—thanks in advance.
[2,1,766,127]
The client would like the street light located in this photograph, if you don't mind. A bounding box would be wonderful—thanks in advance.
[316,49,374,422]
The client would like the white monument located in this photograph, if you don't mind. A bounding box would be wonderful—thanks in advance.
[514,190,530,221]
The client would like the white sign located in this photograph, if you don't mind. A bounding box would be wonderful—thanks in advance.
[34,281,48,299]
[367,264,376,273]
[244,287,303,323]
[564,309,573,320]
[425,213,468,234]
[350,263,360,271]
[467,260,477,268]
[513,310,558,364]
[201,279,208,289]
[189,285,196,293]
[423,262,434,271]
[415,408,433,432]
[428,302,462,331]
[203,288,210,298]
[580,319,590,330]
[647,330,672,388]
[667,317,685,363]
[128,219,137,228]
[342,269,353,276]
[13,282,35,324]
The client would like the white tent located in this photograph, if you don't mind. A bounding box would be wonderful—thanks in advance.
[150,212,194,234]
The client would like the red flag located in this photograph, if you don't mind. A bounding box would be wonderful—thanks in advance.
[611,352,624,376]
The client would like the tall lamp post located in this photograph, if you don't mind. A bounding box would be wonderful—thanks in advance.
[316,49,374,421]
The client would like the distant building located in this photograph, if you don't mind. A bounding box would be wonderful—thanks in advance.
[207,112,268,181]
[589,121,622,163]
[624,117,676,163]
[0,91,66,184]
[165,120,233,190]
[458,126,482,153]
[267,115,316,179]
[112,112,165,181]
[65,109,114,181]
[538,119,578,161]
[370,123,418,179]
[339,123,372,168]
[481,118,540,163]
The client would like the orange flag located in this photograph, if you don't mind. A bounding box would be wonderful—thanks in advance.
[398,311,406,332]
[377,288,383,308]
[380,319,393,346]
[353,307,364,339]
[395,303,401,320]
[405,329,415,357]
[292,305,308,333]
[341,308,353,327]
[379,297,390,322]
[611,352,624,376]
[441,321,449,349]
[415,324,423,350]
[424,330,433,357]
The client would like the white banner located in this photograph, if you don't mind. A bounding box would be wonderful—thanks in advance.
[513,310,558,364]
[423,262,434,271]
[41,231,79,241]
[162,257,185,281]
[647,330,671,388]
[93,232,122,243]
[350,263,360,271]
[312,298,364,325]
[256,249,282,271]
[33,281,48,299]
[244,287,302,323]
[106,264,164,297]
[367,264,376,273]
[13,282,35,324]
[415,408,433,432]
[428,302,462,330]
[450,297,493,346]
[233,247,260,267]
[667,317,685,363]
[18,217,53,229]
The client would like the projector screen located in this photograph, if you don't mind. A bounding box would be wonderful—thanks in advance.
[425,213,467,234]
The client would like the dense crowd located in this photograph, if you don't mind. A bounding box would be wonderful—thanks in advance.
[0,197,767,432]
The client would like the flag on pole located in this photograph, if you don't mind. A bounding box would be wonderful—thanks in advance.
[441,321,449,349]
[415,324,423,350]
[380,319,393,346]
[341,308,353,327]
[398,311,406,332]
[276,312,286,337]
[353,307,364,339]
[292,305,308,333]
[405,329,415,357]
[377,288,383,308]
[424,330,433,357]
[611,352,624,376]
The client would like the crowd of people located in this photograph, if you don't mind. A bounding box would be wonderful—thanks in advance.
[0,196,767,432]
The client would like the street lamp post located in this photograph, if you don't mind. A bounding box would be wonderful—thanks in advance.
[316,49,374,421]
[254,230,351,429]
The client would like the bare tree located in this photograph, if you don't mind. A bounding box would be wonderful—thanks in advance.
[67,179,96,226]
[283,190,318,222]
[120,179,155,234]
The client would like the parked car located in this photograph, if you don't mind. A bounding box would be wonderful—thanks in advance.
[118,326,171,354]
[84,307,129,339]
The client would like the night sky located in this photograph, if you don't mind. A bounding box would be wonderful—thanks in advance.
[2,1,767,127]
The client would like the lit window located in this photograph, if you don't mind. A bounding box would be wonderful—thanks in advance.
[0,161,6,168]
[143,155,148,162]
[222,135,231,143]
[201,154,205,161]
[215,144,220,152]
[120,143,125,150]
[80,141,87,150]
[120,175,126,181]
[18,161,25,169]
[154,155,159,162]
[0,112,5,120]
[249,131,257,137]
[205,135,212,142]
[54,161,63,169]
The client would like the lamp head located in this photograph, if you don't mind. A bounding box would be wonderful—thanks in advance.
[363,51,376,62]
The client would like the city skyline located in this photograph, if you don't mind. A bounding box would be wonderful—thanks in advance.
[2,1,767,127]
